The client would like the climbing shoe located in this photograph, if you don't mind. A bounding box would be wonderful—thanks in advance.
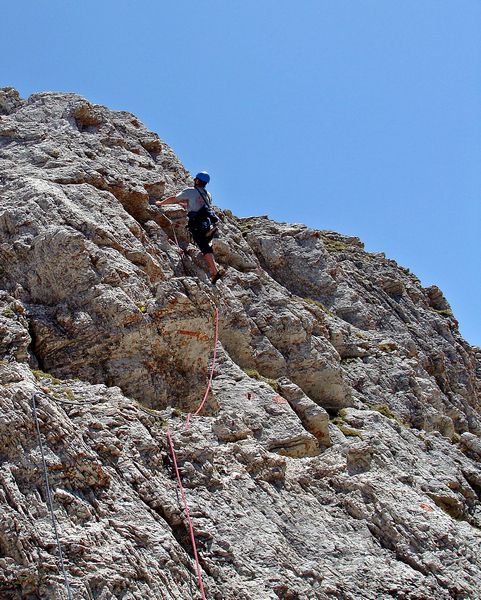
[211,268,225,285]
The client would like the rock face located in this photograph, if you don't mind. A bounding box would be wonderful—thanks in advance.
[0,88,480,599]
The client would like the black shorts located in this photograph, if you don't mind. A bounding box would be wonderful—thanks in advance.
[191,229,213,255]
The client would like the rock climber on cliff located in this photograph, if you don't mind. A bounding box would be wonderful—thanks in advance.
[156,171,225,284]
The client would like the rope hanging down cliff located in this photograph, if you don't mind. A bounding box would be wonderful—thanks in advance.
[166,304,219,600]
[29,304,219,600]
[32,393,73,600]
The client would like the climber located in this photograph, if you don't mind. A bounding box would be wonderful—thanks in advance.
[156,172,225,284]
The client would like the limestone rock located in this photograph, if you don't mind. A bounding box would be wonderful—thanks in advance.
[0,89,480,599]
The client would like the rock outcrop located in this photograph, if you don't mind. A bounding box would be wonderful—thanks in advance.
[0,88,480,599]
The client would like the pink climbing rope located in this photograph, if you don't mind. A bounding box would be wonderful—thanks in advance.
[185,306,219,430]
[167,430,207,600]
[166,305,219,599]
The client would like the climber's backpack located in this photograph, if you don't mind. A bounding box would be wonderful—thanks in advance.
[187,186,219,235]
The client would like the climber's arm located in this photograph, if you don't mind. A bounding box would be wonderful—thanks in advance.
[156,196,187,209]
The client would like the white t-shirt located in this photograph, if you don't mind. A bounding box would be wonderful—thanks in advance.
[176,187,212,213]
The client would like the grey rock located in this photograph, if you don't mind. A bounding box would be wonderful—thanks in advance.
[0,89,480,600]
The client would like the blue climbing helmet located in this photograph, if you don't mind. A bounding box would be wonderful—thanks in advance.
[195,171,210,184]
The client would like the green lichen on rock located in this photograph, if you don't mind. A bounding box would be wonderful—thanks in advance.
[369,404,396,419]
[32,369,62,385]
[333,419,363,438]
[134,402,168,425]
[243,368,280,392]
[332,411,363,438]
[236,219,254,236]
[302,297,334,317]
[45,387,80,403]
[322,238,349,253]
[378,341,397,353]
[61,388,78,402]
[368,403,410,428]
[432,308,454,318]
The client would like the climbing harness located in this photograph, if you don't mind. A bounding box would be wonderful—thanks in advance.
[32,393,73,600]
[189,186,219,236]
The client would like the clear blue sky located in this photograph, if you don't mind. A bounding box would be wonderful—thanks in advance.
[2,1,480,345]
